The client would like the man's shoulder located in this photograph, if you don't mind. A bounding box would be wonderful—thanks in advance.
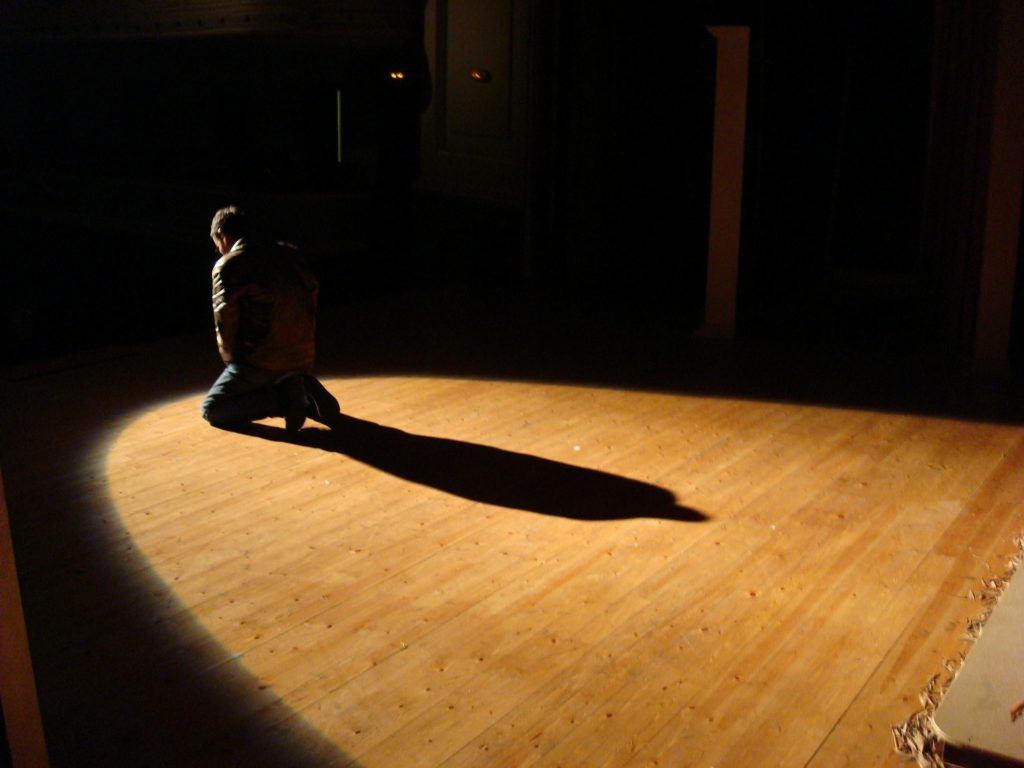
[212,249,244,273]
[235,239,299,259]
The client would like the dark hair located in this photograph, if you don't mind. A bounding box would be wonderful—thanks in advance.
[210,206,248,240]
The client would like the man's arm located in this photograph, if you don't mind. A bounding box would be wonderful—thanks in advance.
[212,255,243,363]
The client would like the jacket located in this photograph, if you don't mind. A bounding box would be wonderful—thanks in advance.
[211,240,318,372]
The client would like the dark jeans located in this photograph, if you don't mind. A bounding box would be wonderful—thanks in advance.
[201,363,298,427]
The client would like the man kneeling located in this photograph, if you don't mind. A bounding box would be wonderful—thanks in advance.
[201,206,339,431]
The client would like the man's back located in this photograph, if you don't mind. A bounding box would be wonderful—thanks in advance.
[212,240,318,373]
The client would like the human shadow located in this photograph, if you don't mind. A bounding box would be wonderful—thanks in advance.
[233,415,707,523]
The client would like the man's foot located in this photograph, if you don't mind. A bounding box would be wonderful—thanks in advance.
[304,375,341,425]
[281,375,307,433]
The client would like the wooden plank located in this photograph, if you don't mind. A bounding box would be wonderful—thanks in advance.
[5,341,1024,768]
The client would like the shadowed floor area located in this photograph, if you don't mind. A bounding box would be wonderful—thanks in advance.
[232,414,707,523]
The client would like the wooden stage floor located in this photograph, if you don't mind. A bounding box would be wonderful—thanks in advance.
[2,291,1024,767]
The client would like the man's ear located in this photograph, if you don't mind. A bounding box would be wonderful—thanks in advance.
[213,231,230,254]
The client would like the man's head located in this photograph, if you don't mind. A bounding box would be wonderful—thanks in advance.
[210,206,247,255]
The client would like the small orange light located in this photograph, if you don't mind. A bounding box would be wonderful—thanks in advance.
[469,68,492,83]
[389,71,405,80]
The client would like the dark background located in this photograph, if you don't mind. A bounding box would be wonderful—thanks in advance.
[0,0,1019,369]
